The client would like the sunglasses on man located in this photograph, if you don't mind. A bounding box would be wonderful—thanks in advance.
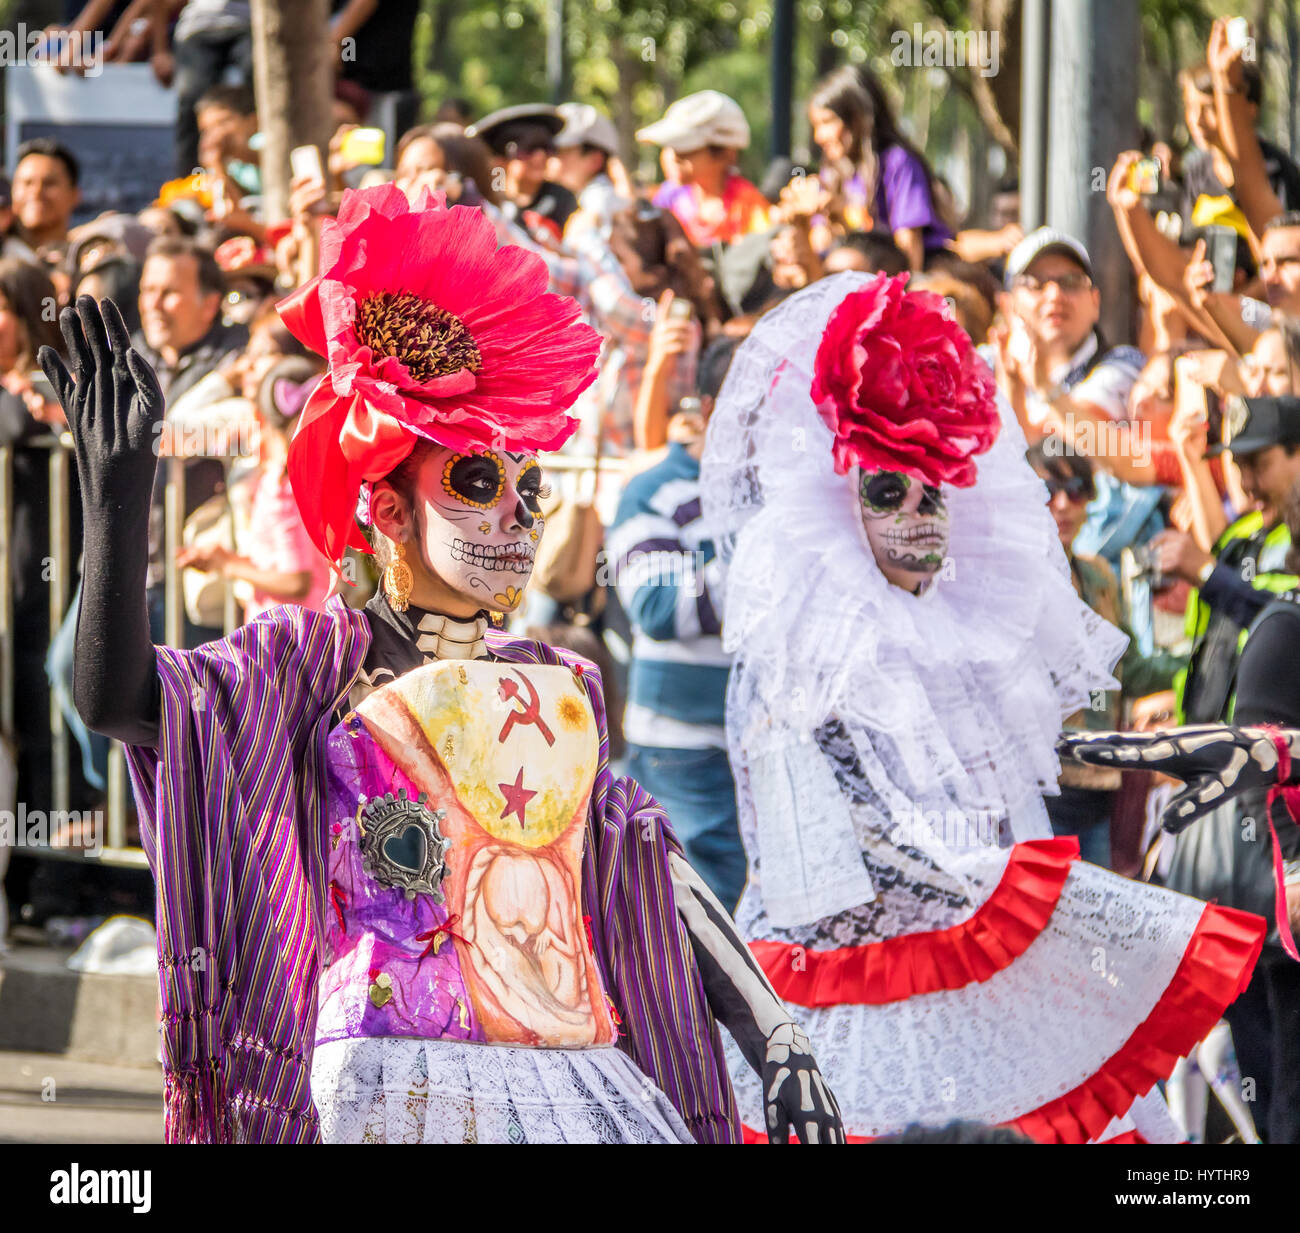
[1012,272,1093,294]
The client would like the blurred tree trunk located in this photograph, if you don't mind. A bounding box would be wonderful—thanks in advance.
[924,0,1021,155]
[970,0,1021,152]
[251,0,333,223]
[1287,0,1299,158]
[429,0,462,78]
[610,37,641,168]
[967,112,991,225]
[1144,32,1179,150]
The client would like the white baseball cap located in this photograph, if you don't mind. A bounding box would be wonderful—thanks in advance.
[635,90,750,153]
[1004,226,1094,287]
[555,103,620,157]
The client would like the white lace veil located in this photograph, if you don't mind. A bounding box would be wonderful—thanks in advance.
[700,273,1128,926]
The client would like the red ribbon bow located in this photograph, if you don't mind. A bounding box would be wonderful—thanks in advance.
[1260,725,1300,961]
[416,915,468,965]
[329,882,348,935]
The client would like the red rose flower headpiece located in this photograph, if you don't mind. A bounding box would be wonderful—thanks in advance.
[810,272,999,487]
[279,184,601,568]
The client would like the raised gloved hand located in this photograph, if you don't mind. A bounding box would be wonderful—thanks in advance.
[38,296,167,745]
[39,295,164,518]
[1058,725,1294,832]
[763,1021,845,1144]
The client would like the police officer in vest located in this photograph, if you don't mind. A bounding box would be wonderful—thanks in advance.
[1153,394,1300,1140]
[1162,395,1300,724]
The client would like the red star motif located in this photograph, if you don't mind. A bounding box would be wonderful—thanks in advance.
[498,767,537,829]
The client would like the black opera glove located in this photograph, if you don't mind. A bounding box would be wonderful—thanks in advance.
[1058,725,1295,832]
[38,295,165,518]
[763,1021,846,1145]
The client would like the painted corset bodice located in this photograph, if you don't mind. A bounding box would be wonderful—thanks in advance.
[317,658,616,1050]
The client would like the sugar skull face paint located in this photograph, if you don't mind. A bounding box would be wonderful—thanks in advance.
[854,467,949,593]
[412,445,547,612]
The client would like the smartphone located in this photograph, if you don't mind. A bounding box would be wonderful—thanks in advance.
[1173,354,1209,429]
[339,127,386,167]
[27,370,57,404]
[1204,388,1224,451]
[668,297,694,321]
[1130,544,1169,593]
[290,144,324,187]
[1204,224,1237,293]
[1128,158,1160,197]
[1007,314,1033,367]
[1226,17,1251,53]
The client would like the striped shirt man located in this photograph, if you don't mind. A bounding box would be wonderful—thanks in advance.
[608,442,745,909]
[608,442,730,749]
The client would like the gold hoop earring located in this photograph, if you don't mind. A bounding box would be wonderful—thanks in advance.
[384,541,414,613]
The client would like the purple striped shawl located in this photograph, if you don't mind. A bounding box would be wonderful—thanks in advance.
[126,597,741,1144]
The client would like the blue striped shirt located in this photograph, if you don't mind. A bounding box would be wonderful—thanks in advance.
[608,444,730,748]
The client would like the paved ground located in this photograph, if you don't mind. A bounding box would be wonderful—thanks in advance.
[0,1050,162,1143]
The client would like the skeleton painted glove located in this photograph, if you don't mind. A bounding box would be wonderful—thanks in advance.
[762,1021,845,1145]
[668,851,846,1144]
[1058,725,1300,832]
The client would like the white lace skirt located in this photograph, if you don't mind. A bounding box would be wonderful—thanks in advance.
[726,855,1227,1141]
[311,1038,694,1144]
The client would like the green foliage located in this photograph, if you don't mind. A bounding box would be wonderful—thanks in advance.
[411,0,1297,198]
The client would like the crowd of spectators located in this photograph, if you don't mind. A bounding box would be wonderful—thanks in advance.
[3,5,1300,1143]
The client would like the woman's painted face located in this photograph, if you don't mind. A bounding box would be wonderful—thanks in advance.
[411,443,546,613]
[855,468,949,592]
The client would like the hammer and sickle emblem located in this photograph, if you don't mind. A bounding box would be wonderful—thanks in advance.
[497,669,556,746]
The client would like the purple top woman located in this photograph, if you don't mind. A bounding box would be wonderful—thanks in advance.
[808,64,954,271]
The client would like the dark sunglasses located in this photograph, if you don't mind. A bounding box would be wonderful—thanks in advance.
[1012,272,1092,294]
[1043,475,1090,502]
[506,137,554,157]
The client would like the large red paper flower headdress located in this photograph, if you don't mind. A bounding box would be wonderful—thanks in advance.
[810,272,999,487]
[280,184,601,567]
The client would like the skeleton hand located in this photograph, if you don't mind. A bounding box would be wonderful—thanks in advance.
[1058,726,1296,832]
[763,1022,845,1144]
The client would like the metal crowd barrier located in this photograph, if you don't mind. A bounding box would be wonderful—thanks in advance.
[0,435,623,871]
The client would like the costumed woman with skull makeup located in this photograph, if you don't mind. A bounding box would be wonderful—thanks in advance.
[700,271,1267,1143]
[45,185,843,1144]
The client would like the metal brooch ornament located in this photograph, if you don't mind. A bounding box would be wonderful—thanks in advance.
[358,789,451,902]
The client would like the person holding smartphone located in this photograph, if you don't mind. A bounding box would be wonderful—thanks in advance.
[1165,395,1300,729]
[1026,441,1182,869]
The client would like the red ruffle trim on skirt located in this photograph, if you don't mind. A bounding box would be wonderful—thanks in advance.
[1008,901,1264,1144]
[750,837,1078,1006]
[742,837,1265,1145]
[739,1124,1151,1144]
